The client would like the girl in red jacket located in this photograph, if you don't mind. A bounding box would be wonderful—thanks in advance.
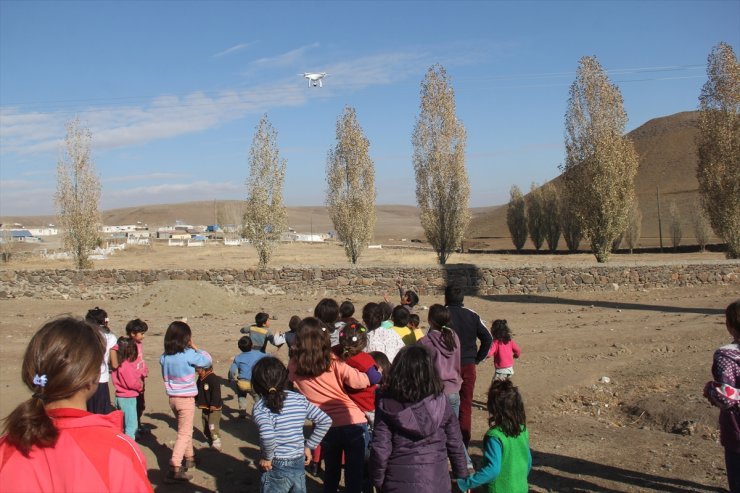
[0,317,152,492]
[488,319,521,381]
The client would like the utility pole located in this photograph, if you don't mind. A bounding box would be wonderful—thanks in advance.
[656,186,663,252]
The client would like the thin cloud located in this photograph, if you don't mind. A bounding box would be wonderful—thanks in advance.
[213,42,256,58]
[104,172,189,184]
[250,42,320,68]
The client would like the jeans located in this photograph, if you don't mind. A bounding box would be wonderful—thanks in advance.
[115,396,138,439]
[321,423,367,493]
[459,364,477,447]
[447,392,461,418]
[168,396,195,467]
[261,457,306,493]
[727,448,740,493]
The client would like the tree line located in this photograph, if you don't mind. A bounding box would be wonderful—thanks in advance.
[52,42,738,269]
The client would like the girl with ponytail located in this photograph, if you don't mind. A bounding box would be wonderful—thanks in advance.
[0,317,152,492]
[251,356,331,493]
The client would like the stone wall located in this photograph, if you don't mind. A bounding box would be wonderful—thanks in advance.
[0,262,737,300]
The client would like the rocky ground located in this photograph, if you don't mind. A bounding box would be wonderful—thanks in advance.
[0,278,737,492]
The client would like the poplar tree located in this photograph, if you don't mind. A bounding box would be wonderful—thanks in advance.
[526,183,546,251]
[562,56,639,262]
[55,118,101,269]
[542,183,561,253]
[326,106,376,264]
[412,64,470,265]
[506,185,528,252]
[697,42,740,259]
[243,115,287,267]
[625,200,642,254]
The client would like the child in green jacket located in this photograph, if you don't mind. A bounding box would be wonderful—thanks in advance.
[457,379,531,493]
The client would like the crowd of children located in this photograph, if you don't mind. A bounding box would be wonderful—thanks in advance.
[9,282,733,492]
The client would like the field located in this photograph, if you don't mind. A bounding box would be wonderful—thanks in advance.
[0,243,737,492]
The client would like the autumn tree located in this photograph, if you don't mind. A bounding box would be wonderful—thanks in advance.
[691,201,712,252]
[55,118,101,269]
[326,106,376,264]
[697,42,740,259]
[668,201,682,251]
[560,195,582,253]
[562,56,639,262]
[541,183,561,253]
[506,185,528,252]
[526,183,545,251]
[412,64,470,265]
[624,200,642,254]
[243,115,287,267]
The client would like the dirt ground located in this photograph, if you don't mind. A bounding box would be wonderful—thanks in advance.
[0,246,738,492]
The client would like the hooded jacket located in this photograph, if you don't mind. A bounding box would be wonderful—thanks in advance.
[0,408,152,492]
[369,393,468,493]
[418,330,463,395]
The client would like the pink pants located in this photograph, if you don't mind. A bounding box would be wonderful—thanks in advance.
[168,396,195,467]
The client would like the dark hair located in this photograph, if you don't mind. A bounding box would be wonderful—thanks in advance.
[428,304,457,351]
[391,305,410,327]
[238,335,253,352]
[487,379,526,437]
[252,357,288,414]
[385,345,443,403]
[85,307,109,333]
[288,315,301,332]
[444,285,465,305]
[339,301,355,319]
[369,351,391,380]
[491,319,512,343]
[338,322,368,360]
[125,318,148,335]
[408,313,420,328]
[117,336,138,363]
[404,290,419,307]
[362,302,382,331]
[727,300,740,334]
[255,312,269,327]
[164,321,192,355]
[378,302,393,322]
[314,299,339,331]
[292,317,332,377]
[3,317,104,456]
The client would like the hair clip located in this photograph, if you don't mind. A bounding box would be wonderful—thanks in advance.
[351,336,358,342]
[33,374,48,387]
[268,387,277,393]
[359,327,367,333]
[339,332,345,337]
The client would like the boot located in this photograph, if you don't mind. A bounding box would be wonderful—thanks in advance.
[164,467,192,484]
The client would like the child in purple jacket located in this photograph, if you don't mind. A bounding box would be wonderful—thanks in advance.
[369,345,468,493]
[704,300,740,493]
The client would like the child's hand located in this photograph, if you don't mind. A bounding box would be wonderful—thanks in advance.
[304,447,312,466]
[396,278,403,287]
[259,458,272,471]
[383,293,390,303]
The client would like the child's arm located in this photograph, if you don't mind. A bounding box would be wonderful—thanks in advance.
[110,347,120,370]
[512,340,522,359]
[457,435,503,491]
[368,410,392,489]
[210,376,222,410]
[705,349,740,409]
[365,365,382,385]
[443,401,468,479]
[305,401,332,463]
[338,361,371,390]
[228,358,238,381]
[252,402,277,466]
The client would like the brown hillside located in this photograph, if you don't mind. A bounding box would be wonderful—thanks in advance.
[468,111,718,248]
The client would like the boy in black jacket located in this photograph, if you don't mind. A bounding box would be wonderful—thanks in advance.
[196,365,223,451]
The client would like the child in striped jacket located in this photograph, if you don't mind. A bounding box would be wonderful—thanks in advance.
[251,357,331,493]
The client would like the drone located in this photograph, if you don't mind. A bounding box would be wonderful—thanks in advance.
[300,72,328,87]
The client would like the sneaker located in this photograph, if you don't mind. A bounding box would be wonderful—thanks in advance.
[211,438,222,451]
[164,467,192,484]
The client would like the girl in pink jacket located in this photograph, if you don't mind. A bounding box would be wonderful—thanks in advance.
[488,319,522,381]
[112,336,147,439]
[0,317,152,492]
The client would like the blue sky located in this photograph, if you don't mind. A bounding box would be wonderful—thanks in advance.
[1,1,738,216]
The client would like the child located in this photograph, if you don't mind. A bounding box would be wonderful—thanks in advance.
[369,345,468,492]
[241,312,279,353]
[339,300,358,325]
[704,300,740,493]
[457,379,531,493]
[0,317,152,492]
[111,336,146,440]
[160,321,212,483]
[365,303,405,364]
[85,307,117,414]
[288,317,371,493]
[391,305,423,345]
[196,364,223,451]
[488,319,522,381]
[111,318,150,436]
[368,351,391,382]
[252,357,332,493]
[408,313,421,333]
[336,322,382,426]
[228,335,268,419]
[385,278,420,313]
[273,315,302,355]
[314,298,341,346]
[418,304,462,416]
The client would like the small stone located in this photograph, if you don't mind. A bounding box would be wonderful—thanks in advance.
[600,376,611,384]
